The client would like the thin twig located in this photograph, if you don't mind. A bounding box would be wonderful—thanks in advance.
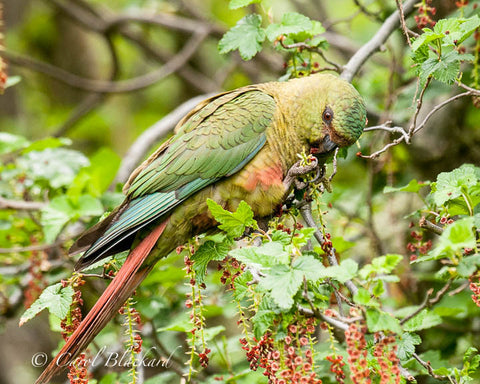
[0,196,46,210]
[341,0,417,82]
[298,306,349,331]
[419,217,444,235]
[395,0,412,48]
[412,91,473,134]
[360,91,474,158]
[300,203,358,296]
[0,240,66,254]
[4,29,208,93]
[408,77,431,136]
[412,353,458,382]
[400,280,452,325]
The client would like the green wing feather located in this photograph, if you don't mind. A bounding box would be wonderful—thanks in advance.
[74,89,276,268]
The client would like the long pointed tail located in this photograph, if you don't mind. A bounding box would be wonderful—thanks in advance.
[35,222,168,384]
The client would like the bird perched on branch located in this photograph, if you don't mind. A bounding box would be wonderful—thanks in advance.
[35,72,366,384]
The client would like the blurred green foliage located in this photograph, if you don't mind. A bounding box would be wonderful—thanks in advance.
[2,0,480,383]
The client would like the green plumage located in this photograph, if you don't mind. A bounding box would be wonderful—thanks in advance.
[71,73,366,269]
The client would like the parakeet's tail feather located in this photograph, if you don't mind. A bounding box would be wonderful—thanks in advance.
[69,201,129,256]
[35,221,168,384]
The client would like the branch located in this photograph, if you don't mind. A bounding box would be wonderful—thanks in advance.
[0,196,46,210]
[105,12,223,35]
[360,90,474,159]
[0,240,66,254]
[395,0,413,48]
[50,0,220,93]
[412,91,473,134]
[297,306,349,331]
[54,34,120,136]
[341,0,417,82]
[4,29,208,93]
[300,202,358,296]
[400,280,452,325]
[113,93,215,185]
[419,216,444,235]
[412,353,458,382]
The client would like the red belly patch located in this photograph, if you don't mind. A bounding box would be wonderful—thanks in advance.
[243,162,283,192]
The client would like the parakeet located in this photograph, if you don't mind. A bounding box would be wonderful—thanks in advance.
[35,73,366,384]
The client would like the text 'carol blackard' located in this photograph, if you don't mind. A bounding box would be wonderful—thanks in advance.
[32,345,181,369]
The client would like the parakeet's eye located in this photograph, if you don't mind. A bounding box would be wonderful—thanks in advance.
[323,107,334,124]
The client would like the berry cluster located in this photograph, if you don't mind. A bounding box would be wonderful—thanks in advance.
[345,323,370,383]
[373,334,401,384]
[198,347,211,368]
[24,245,47,308]
[407,227,432,262]
[119,302,143,354]
[67,354,89,384]
[60,275,89,384]
[469,273,480,307]
[414,0,436,29]
[326,354,345,383]
[321,232,333,254]
[184,253,210,375]
[219,257,243,289]
[60,276,86,341]
[242,318,321,384]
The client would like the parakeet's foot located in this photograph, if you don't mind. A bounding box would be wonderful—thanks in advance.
[283,156,319,190]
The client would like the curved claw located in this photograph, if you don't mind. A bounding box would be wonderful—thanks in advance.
[283,157,320,191]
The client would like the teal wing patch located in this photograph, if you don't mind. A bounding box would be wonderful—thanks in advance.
[78,89,275,264]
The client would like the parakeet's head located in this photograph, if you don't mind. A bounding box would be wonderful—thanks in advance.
[283,73,367,155]
[320,75,367,150]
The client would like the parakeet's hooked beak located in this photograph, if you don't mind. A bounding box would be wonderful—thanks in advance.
[309,134,338,155]
[321,134,337,153]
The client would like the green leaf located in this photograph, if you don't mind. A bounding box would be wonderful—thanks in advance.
[230,241,289,268]
[317,259,358,283]
[397,333,421,361]
[271,230,291,245]
[218,14,266,60]
[252,297,276,339]
[201,325,225,343]
[457,254,480,278]
[41,195,103,243]
[232,270,253,300]
[432,164,479,206]
[207,199,257,237]
[292,227,316,248]
[292,254,326,282]
[403,309,443,332]
[383,179,430,193]
[354,288,379,307]
[17,148,89,189]
[366,308,402,333]
[22,137,71,153]
[20,283,74,326]
[265,12,314,41]
[259,265,304,310]
[372,280,385,297]
[0,132,30,154]
[229,0,261,9]
[191,237,233,283]
[5,75,21,89]
[69,147,121,197]
[359,254,403,279]
[422,217,476,262]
